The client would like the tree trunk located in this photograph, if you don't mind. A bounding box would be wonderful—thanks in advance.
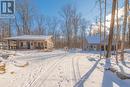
[128,1,130,48]
[128,16,130,48]
[116,0,119,63]
[106,0,117,58]
[99,0,102,59]
[104,0,107,57]
[120,0,128,61]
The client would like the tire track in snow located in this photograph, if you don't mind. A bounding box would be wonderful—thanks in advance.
[21,53,67,87]
[26,53,68,87]
[17,53,65,61]
[72,54,81,85]
[41,53,77,87]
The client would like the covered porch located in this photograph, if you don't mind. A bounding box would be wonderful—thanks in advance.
[4,35,53,50]
[7,40,47,50]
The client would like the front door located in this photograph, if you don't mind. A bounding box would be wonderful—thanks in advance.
[27,42,30,49]
[38,42,40,49]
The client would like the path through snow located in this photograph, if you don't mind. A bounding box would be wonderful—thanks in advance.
[0,50,130,87]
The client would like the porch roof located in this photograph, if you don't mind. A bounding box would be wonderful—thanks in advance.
[5,35,52,41]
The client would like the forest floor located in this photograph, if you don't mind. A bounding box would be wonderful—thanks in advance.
[0,49,130,87]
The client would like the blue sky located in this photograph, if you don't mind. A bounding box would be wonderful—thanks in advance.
[31,0,124,23]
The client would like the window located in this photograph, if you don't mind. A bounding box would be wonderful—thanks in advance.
[41,42,43,46]
[38,42,40,47]
[21,42,23,47]
[45,46,47,49]
[94,45,97,50]
[34,42,36,46]
[91,45,93,48]
[45,41,47,46]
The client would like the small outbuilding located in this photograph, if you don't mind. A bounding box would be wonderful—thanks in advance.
[86,35,117,51]
[4,35,54,50]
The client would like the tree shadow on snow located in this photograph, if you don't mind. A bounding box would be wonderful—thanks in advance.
[102,59,129,87]
[121,61,130,69]
[118,62,130,77]
[74,59,101,87]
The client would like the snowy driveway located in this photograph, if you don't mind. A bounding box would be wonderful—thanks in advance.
[0,50,130,87]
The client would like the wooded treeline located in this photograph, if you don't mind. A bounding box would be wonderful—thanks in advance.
[101,0,130,62]
[0,0,130,54]
[0,0,89,49]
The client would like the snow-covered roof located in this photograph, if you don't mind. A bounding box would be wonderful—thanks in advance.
[86,35,116,45]
[86,35,104,44]
[5,35,52,41]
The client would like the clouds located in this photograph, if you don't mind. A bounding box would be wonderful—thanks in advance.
[88,7,125,35]
[105,7,124,28]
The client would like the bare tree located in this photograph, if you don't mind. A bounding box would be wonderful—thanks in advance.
[14,16,22,36]
[128,3,130,48]
[16,0,34,35]
[104,0,107,57]
[89,24,93,36]
[115,0,119,63]
[0,19,12,40]
[80,18,89,50]
[106,0,117,58]
[128,16,130,48]
[120,0,128,61]
[35,15,45,35]
[56,22,67,48]
[51,17,59,46]
[45,17,59,34]
[45,16,52,35]
[71,8,81,48]
[46,17,59,46]
[60,5,81,49]
[99,0,102,59]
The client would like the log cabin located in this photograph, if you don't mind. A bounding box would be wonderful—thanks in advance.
[4,35,54,50]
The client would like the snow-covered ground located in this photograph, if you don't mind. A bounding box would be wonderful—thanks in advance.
[0,50,130,87]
